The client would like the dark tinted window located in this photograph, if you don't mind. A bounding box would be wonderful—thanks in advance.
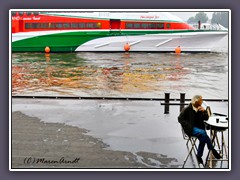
[126,23,133,29]
[19,12,24,16]
[71,23,78,28]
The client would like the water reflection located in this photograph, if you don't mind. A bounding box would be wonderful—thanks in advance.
[11,51,228,99]
[45,53,52,78]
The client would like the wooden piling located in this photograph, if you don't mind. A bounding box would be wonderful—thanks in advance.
[180,93,185,112]
[164,93,170,114]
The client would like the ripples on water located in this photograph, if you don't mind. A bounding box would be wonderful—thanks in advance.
[12,38,229,99]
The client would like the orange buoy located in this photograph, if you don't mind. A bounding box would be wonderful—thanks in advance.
[124,43,130,52]
[45,46,50,53]
[175,46,181,54]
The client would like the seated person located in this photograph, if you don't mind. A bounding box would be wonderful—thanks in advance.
[178,95,222,164]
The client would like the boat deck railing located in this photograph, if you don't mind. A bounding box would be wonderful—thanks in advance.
[191,23,228,31]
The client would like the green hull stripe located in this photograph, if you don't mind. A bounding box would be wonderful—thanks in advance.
[12,31,109,52]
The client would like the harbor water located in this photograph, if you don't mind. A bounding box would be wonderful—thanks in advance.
[12,37,229,99]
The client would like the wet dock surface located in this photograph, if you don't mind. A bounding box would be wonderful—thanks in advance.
[11,98,229,169]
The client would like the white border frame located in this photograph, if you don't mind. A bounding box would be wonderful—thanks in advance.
[9,9,231,172]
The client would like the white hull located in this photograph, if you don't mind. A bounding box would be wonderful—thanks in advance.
[75,31,228,52]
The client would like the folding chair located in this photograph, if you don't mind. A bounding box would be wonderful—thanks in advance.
[181,127,204,168]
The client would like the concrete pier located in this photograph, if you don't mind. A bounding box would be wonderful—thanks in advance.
[11,98,229,169]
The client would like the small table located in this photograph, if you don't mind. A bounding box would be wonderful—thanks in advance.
[204,116,229,168]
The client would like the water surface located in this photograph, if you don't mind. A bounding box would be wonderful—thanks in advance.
[12,51,228,99]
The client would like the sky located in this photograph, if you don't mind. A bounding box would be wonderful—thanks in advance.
[171,12,214,21]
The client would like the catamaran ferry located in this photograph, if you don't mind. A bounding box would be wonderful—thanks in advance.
[11,11,228,53]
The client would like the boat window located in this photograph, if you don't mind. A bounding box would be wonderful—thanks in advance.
[26,12,32,16]
[12,12,17,16]
[126,22,165,29]
[71,23,78,28]
[134,23,141,29]
[56,23,63,28]
[41,23,48,28]
[19,12,24,16]
[166,23,171,29]
[79,23,85,28]
[25,23,31,29]
[32,23,41,29]
[126,23,133,29]
[142,23,148,29]
[87,23,94,28]
[33,12,39,16]
[63,23,70,28]
[158,23,164,29]
[50,23,55,28]
[149,24,155,29]
[22,22,104,30]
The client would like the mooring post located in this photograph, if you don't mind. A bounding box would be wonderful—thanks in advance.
[180,93,185,112]
[164,93,170,114]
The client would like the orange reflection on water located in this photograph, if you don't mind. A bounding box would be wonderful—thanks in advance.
[12,53,189,95]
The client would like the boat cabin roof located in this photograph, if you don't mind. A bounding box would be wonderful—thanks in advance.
[44,12,185,22]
